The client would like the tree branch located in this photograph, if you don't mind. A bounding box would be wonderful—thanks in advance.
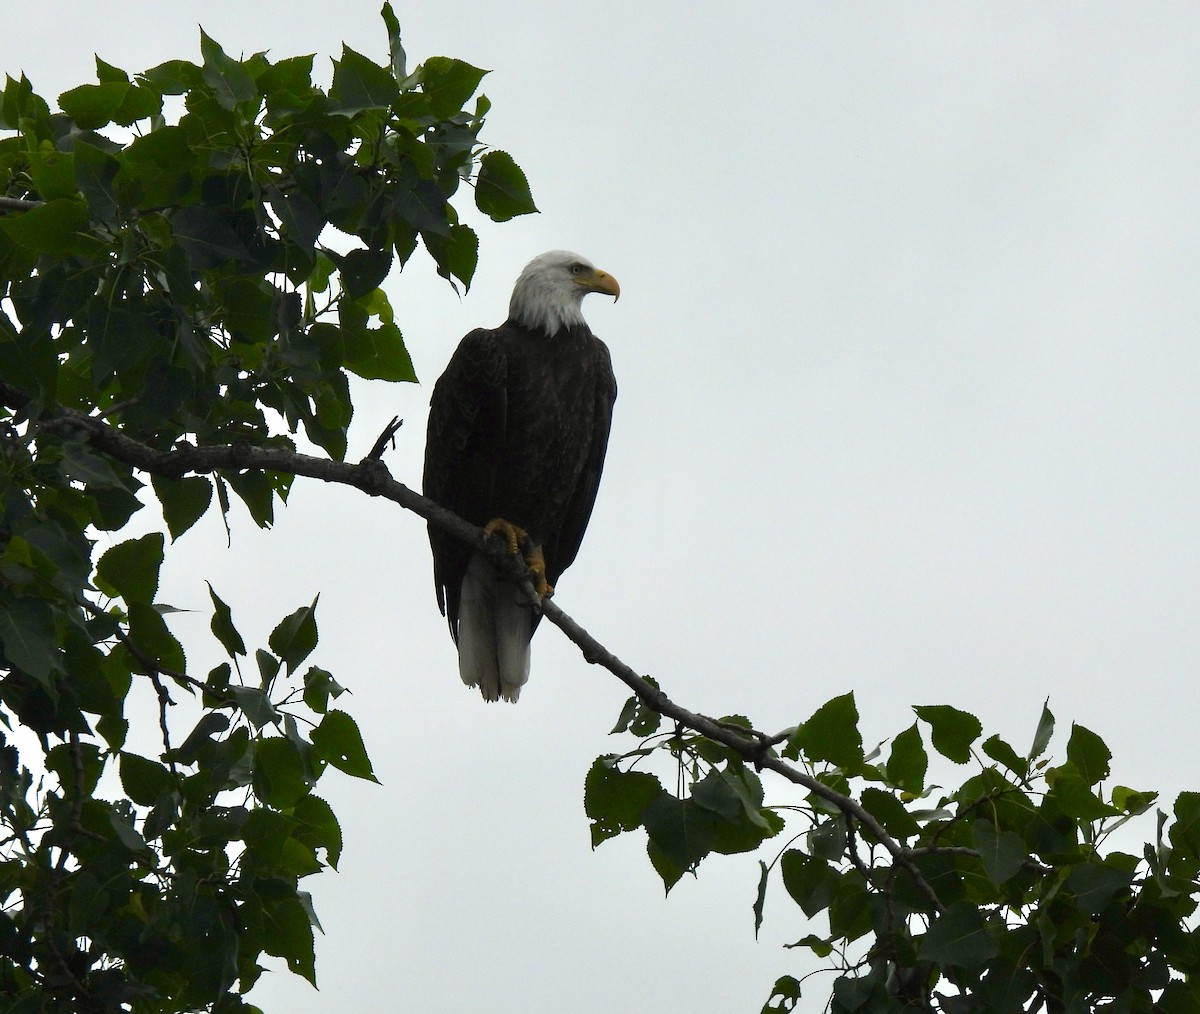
[0,196,41,214]
[540,597,947,914]
[0,378,947,914]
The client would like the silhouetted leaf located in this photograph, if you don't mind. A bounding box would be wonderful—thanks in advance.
[0,199,89,253]
[152,475,214,541]
[311,710,377,782]
[886,722,927,793]
[972,819,1026,886]
[475,150,536,221]
[914,704,982,764]
[330,45,398,113]
[585,756,661,846]
[1066,722,1111,785]
[420,56,486,120]
[918,900,1000,967]
[788,692,864,773]
[269,599,318,674]
[96,534,164,605]
[1030,699,1055,760]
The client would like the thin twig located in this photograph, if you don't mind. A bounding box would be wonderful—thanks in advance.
[365,416,403,461]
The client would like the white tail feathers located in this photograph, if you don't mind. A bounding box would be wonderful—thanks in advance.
[456,552,532,702]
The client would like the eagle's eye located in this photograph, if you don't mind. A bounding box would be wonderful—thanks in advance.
[569,263,585,275]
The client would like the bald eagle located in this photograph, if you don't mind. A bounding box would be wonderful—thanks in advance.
[423,250,620,702]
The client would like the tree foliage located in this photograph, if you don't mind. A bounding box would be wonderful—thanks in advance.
[2,8,1198,1014]
[588,687,1200,1012]
[0,7,532,1011]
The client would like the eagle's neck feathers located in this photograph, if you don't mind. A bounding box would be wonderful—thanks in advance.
[508,251,590,337]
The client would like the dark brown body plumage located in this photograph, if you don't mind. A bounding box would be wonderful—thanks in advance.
[423,319,617,642]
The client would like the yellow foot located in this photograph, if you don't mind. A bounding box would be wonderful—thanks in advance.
[483,518,527,556]
[483,518,553,600]
[525,545,554,600]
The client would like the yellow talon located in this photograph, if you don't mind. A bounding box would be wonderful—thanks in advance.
[483,518,527,556]
[483,518,552,600]
[526,546,554,600]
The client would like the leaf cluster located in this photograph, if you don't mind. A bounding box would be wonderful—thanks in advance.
[0,8,531,1011]
[590,693,1200,1013]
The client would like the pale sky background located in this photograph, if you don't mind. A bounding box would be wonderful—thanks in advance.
[4,3,1200,1012]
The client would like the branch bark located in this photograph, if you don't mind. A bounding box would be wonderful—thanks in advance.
[0,378,946,914]
[0,196,41,213]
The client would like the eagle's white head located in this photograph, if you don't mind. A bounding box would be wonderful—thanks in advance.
[508,250,620,337]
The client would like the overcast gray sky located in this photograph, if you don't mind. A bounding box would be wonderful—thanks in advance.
[5,3,1200,1011]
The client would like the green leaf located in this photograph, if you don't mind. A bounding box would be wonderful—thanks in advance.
[119,752,174,806]
[788,934,834,958]
[293,794,343,870]
[1047,765,1119,820]
[207,584,246,658]
[762,975,801,1014]
[1169,792,1200,858]
[253,736,309,808]
[230,686,278,728]
[26,147,78,201]
[45,741,103,800]
[860,787,920,839]
[337,246,394,300]
[73,141,122,223]
[330,45,399,114]
[111,83,162,125]
[0,595,58,686]
[379,2,407,81]
[0,199,90,253]
[918,899,1000,967]
[343,320,417,382]
[169,205,252,270]
[641,794,715,879]
[475,150,537,222]
[787,692,864,773]
[972,819,1026,886]
[80,299,159,385]
[420,56,487,120]
[302,666,344,714]
[268,599,318,675]
[261,894,316,985]
[1065,861,1133,914]
[980,961,1039,1012]
[199,28,258,110]
[914,704,982,764]
[753,860,769,936]
[422,223,478,289]
[96,533,164,605]
[885,722,927,793]
[109,806,150,854]
[127,601,186,675]
[310,710,377,782]
[1066,722,1111,785]
[810,816,847,861]
[584,757,661,847]
[1029,699,1055,760]
[58,440,124,487]
[828,877,873,942]
[609,682,662,737]
[58,82,130,129]
[982,733,1027,778]
[95,57,129,83]
[223,469,282,528]
[152,475,214,541]
[780,849,838,917]
[1111,784,1156,815]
